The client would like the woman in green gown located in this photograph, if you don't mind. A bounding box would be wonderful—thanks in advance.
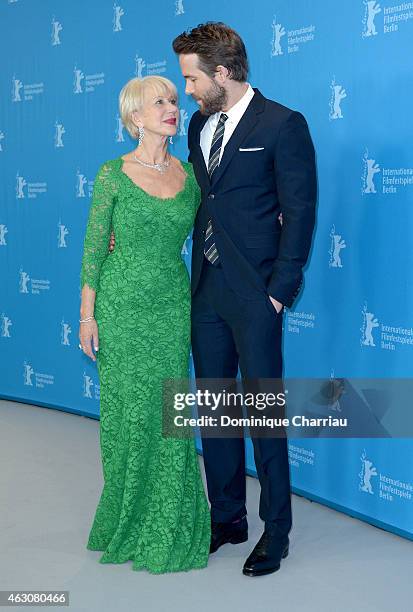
[78,76,210,573]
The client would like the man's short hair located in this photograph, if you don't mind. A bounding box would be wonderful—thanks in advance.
[172,22,249,82]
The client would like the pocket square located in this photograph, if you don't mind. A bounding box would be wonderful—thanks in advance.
[239,147,265,151]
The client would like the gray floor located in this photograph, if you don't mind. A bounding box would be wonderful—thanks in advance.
[0,398,412,612]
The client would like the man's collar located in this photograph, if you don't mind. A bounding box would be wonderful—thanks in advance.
[196,84,262,131]
[223,83,255,122]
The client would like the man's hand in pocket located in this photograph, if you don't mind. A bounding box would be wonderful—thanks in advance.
[269,296,283,313]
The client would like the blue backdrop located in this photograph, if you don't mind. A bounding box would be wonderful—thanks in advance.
[1,0,412,540]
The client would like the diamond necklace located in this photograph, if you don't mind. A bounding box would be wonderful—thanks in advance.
[132,152,171,174]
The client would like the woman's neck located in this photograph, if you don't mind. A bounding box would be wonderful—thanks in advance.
[134,134,168,165]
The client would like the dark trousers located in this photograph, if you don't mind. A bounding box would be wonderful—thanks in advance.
[191,258,292,537]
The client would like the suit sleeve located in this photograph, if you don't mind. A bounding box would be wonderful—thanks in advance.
[267,111,317,308]
[187,113,196,163]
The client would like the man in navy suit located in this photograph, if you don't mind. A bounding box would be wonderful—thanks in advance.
[173,22,317,577]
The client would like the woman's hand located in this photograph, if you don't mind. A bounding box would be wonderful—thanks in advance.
[79,319,99,362]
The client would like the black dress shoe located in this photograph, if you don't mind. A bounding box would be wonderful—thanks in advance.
[210,518,248,554]
[242,531,289,576]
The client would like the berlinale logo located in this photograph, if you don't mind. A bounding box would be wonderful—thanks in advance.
[1,314,12,338]
[76,170,88,198]
[51,16,63,46]
[57,221,69,247]
[115,114,125,142]
[359,450,378,494]
[362,149,380,195]
[328,225,346,268]
[270,16,286,56]
[54,121,65,148]
[73,66,85,94]
[329,77,347,120]
[134,53,146,78]
[362,1,381,38]
[16,173,27,199]
[175,0,185,16]
[178,108,189,136]
[61,319,72,346]
[12,76,23,102]
[0,224,8,246]
[113,3,124,32]
[19,269,30,294]
[23,362,34,386]
[360,303,379,347]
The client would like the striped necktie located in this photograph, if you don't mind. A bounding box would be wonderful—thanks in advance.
[204,112,228,265]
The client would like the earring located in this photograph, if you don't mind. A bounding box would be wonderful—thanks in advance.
[138,126,144,146]
[169,136,173,145]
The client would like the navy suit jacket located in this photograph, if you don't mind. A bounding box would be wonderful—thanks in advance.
[188,88,317,308]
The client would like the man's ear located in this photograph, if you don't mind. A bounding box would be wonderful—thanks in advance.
[215,65,230,83]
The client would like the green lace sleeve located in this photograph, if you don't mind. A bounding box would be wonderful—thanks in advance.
[80,162,117,291]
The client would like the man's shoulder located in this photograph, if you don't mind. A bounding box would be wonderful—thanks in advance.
[260,93,298,122]
[252,87,303,119]
[188,110,204,130]
[188,110,208,147]
[258,95,311,136]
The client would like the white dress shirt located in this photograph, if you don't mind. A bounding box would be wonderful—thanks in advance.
[200,83,255,167]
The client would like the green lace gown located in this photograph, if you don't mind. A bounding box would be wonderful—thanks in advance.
[80,157,210,573]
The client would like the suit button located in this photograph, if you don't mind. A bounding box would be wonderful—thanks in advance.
[208,194,215,199]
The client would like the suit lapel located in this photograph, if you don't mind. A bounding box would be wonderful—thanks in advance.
[210,88,265,188]
[192,113,210,186]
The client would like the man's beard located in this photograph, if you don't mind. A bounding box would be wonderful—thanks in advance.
[197,79,228,116]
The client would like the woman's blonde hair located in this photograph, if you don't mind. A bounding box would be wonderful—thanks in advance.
[119,75,178,139]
